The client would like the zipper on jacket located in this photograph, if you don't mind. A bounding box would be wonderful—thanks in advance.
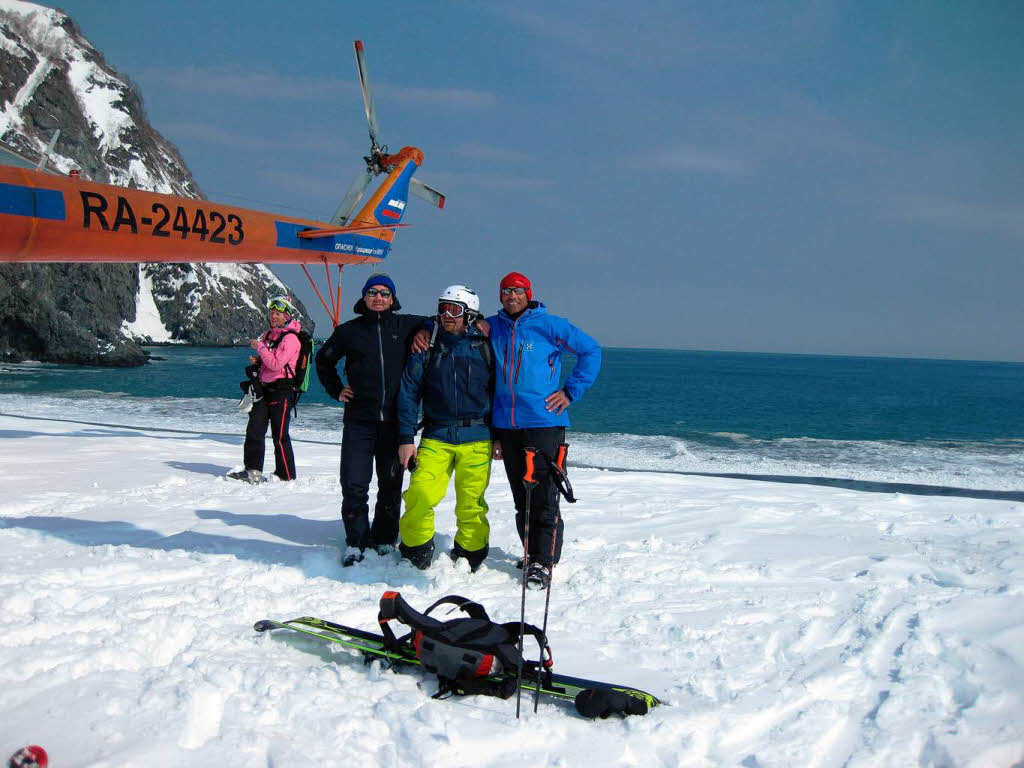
[507,321,519,427]
[376,315,385,421]
[454,345,460,420]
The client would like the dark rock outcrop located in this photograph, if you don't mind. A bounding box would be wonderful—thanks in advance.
[0,263,144,365]
[0,2,309,365]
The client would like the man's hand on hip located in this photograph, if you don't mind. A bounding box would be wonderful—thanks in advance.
[545,390,571,415]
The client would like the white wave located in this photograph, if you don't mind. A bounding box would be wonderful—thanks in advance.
[1,392,1020,492]
[708,431,752,441]
[568,431,1024,492]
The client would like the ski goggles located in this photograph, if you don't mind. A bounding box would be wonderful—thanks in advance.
[268,299,292,313]
[500,286,526,296]
[438,301,466,318]
[365,288,392,298]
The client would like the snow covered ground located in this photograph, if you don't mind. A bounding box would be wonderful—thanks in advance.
[2,411,1023,767]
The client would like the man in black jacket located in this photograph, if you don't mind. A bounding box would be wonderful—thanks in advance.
[315,274,428,566]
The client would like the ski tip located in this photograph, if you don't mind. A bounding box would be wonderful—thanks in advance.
[253,620,275,633]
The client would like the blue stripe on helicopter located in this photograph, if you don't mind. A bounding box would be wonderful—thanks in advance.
[0,182,66,220]
[274,221,392,258]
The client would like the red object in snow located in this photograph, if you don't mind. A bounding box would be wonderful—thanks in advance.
[7,746,48,768]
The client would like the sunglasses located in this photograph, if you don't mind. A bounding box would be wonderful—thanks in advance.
[438,301,466,318]
[500,286,526,296]
[268,300,291,312]
[365,288,392,298]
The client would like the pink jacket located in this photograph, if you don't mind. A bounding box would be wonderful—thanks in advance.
[256,318,302,384]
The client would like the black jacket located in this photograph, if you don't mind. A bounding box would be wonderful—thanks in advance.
[315,296,428,423]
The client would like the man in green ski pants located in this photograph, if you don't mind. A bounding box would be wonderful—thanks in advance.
[396,285,494,571]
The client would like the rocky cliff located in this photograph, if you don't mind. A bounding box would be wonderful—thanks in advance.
[0,0,309,365]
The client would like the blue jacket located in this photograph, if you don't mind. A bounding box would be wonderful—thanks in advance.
[487,302,601,429]
[397,325,494,445]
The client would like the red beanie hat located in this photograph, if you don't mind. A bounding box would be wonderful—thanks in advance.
[500,271,532,301]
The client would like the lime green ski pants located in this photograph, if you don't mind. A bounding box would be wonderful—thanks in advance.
[399,438,492,552]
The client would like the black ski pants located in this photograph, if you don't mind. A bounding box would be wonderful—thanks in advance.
[243,389,296,480]
[495,426,565,567]
[340,419,404,550]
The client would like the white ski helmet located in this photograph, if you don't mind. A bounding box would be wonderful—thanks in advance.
[437,285,480,317]
[267,295,298,316]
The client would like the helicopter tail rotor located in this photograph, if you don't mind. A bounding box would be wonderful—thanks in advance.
[354,40,380,152]
[330,40,446,224]
[410,177,445,209]
[332,166,375,225]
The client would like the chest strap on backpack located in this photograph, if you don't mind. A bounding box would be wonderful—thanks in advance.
[377,591,553,698]
[377,591,554,667]
[378,592,487,647]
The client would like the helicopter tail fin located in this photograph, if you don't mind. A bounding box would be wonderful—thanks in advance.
[350,146,422,228]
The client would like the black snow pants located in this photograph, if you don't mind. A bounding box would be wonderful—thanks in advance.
[243,388,296,480]
[494,426,566,567]
[339,419,404,550]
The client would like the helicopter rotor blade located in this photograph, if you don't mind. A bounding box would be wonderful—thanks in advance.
[410,177,446,209]
[331,167,374,225]
[353,40,380,151]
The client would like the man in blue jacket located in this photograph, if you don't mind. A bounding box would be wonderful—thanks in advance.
[488,271,601,590]
[396,285,494,572]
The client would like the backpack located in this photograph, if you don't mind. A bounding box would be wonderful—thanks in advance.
[377,591,550,700]
[422,323,493,381]
[266,329,314,393]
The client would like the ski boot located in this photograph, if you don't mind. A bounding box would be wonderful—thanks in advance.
[450,541,488,572]
[227,468,263,484]
[399,539,435,570]
[526,562,551,591]
[341,546,365,567]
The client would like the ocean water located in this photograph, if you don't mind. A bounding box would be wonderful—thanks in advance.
[2,346,1022,493]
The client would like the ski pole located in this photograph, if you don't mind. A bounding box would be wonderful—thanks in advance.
[515,445,539,719]
[533,534,556,714]
[534,442,568,713]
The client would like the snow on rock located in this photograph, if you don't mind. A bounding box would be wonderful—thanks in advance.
[121,265,177,344]
[64,51,134,157]
[0,1,312,362]
[1,411,1022,766]
[0,50,51,136]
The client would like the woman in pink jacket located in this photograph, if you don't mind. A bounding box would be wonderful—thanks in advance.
[231,296,303,483]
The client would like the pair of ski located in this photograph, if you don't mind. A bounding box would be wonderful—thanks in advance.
[255,445,661,717]
[253,614,660,712]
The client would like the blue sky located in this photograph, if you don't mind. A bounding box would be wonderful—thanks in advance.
[54,1,1023,361]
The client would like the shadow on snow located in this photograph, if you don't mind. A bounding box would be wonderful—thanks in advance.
[0,511,523,586]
